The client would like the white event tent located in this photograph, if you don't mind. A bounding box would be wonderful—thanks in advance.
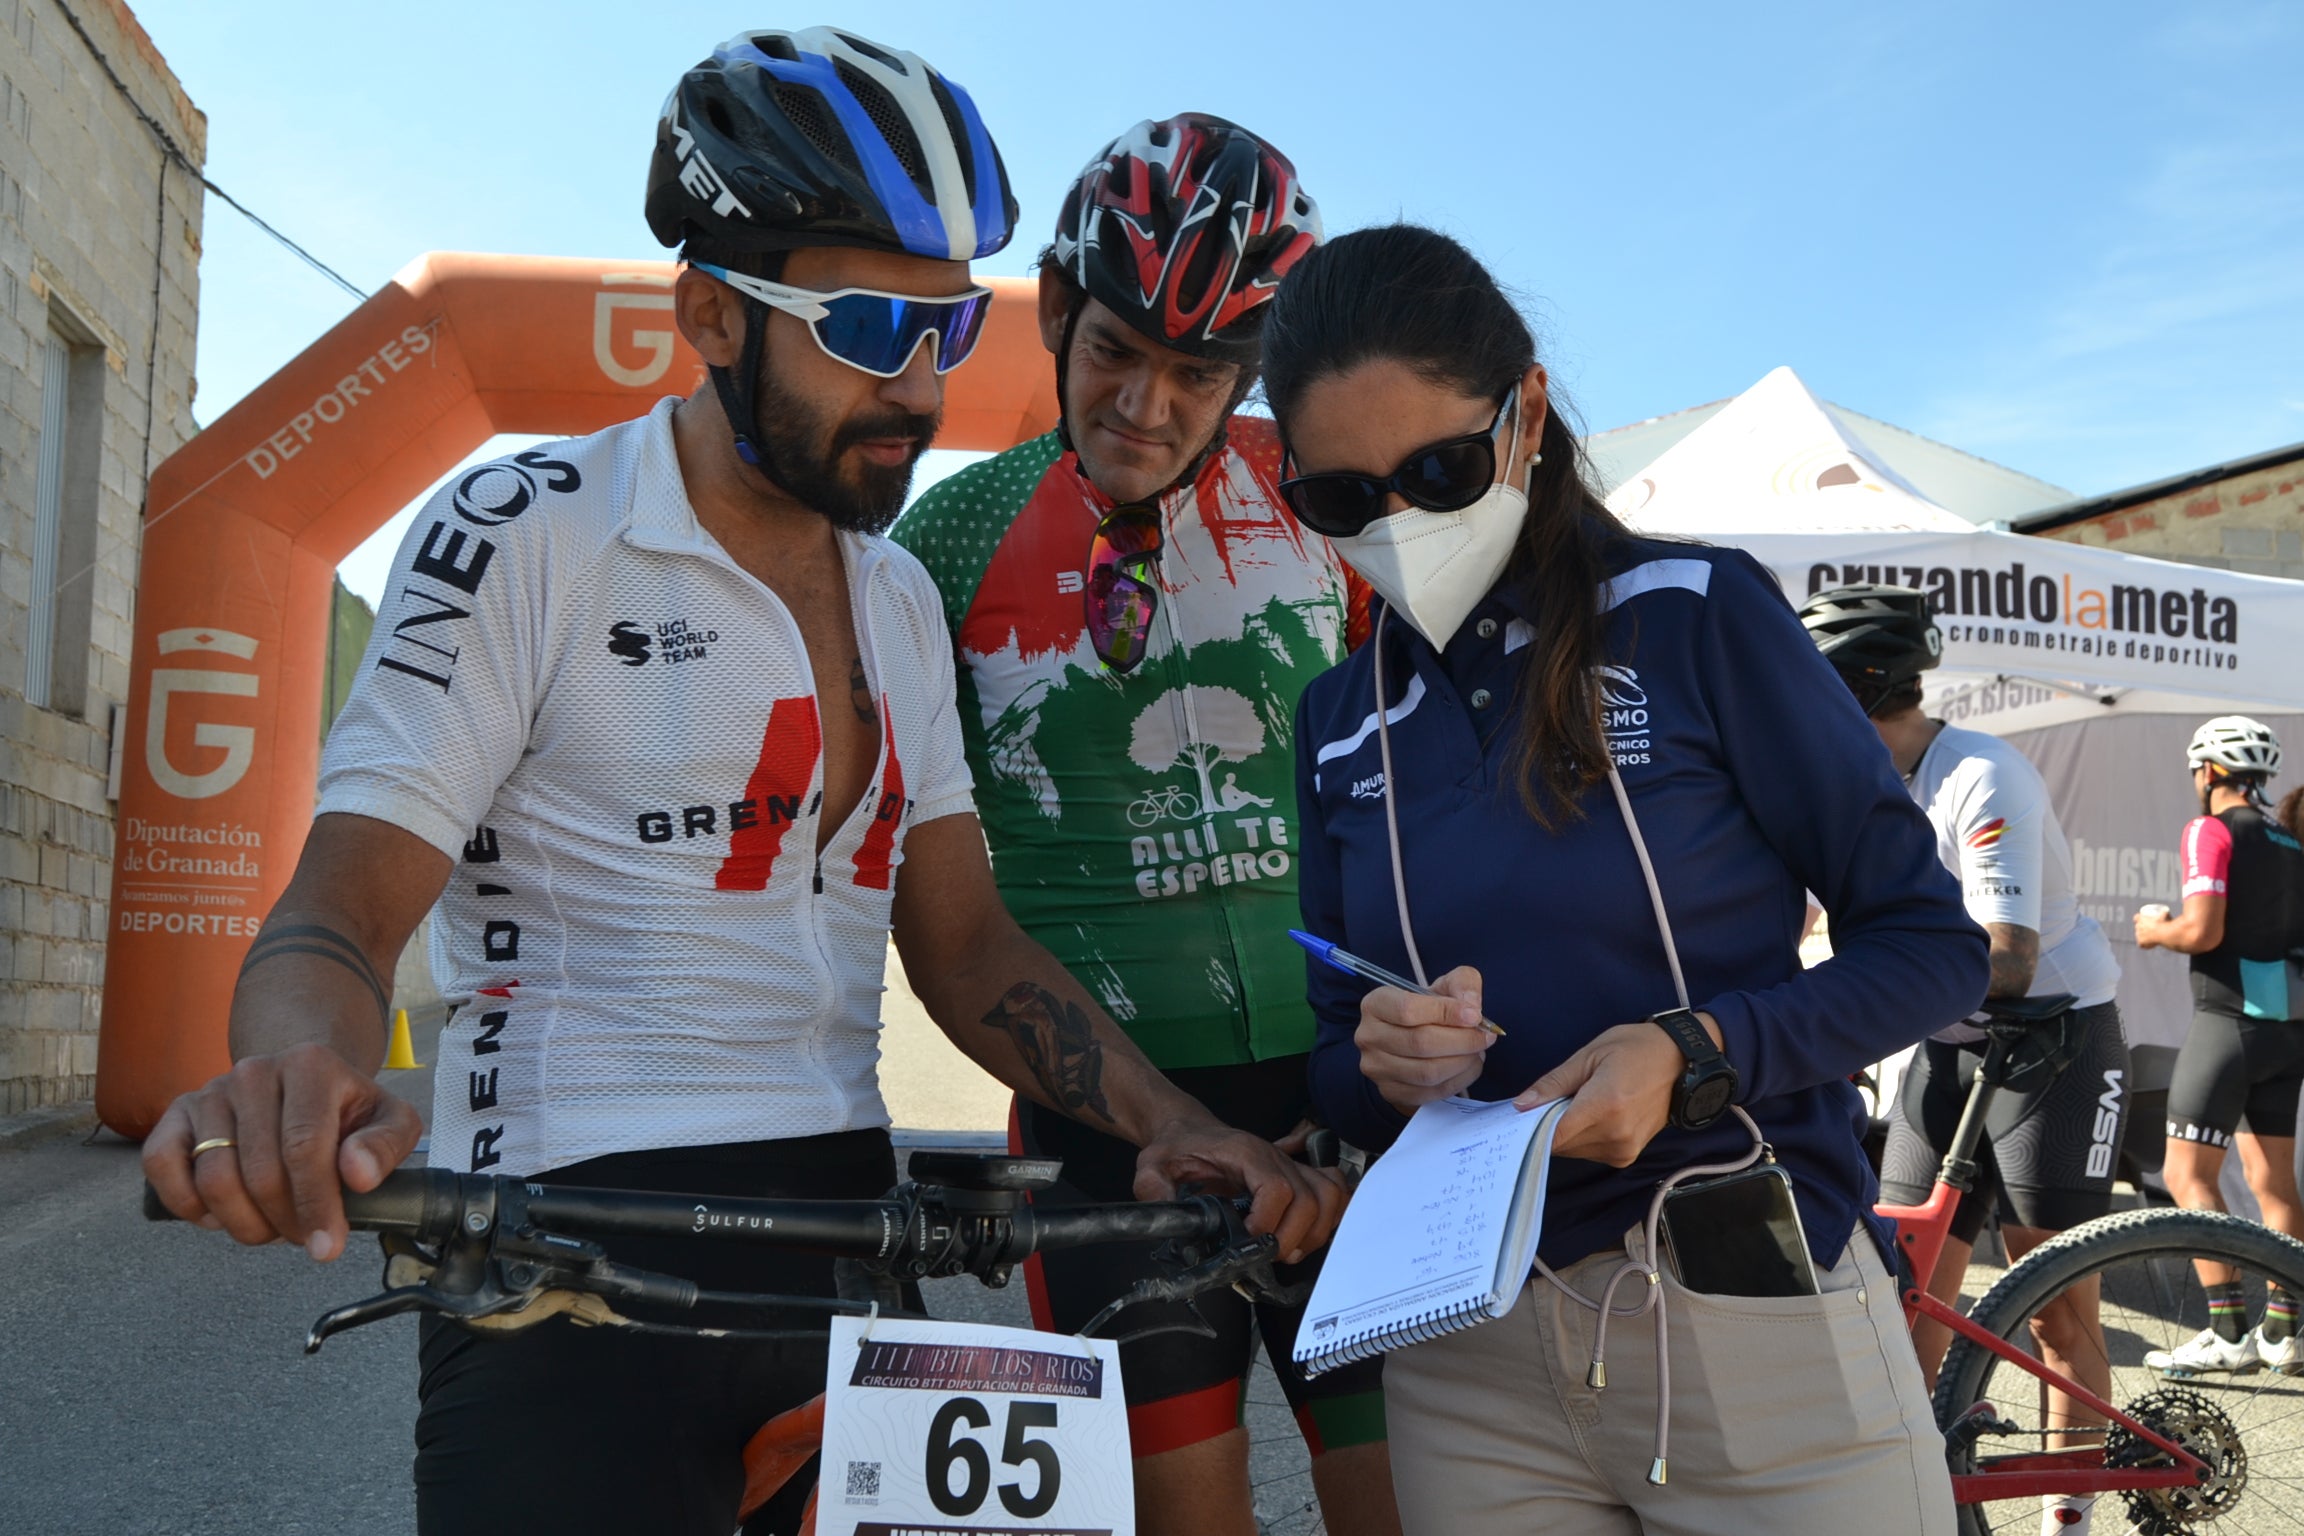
[1604,368,2304,1096]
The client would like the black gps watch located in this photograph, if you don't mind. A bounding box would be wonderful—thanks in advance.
[1652,1006,1738,1131]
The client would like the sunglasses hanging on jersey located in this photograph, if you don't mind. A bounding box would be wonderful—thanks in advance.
[690,263,995,379]
[1085,503,1164,674]
[1277,384,1521,538]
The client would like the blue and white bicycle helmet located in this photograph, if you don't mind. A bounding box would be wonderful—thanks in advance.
[647,27,1017,260]
[647,29,1017,483]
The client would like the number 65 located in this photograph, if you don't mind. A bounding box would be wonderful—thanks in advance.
[926,1397,1062,1518]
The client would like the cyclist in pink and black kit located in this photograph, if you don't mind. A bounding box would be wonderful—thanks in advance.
[2137,716,2304,1377]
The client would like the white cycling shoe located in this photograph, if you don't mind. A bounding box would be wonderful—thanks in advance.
[2256,1326,2304,1376]
[2145,1325,2260,1377]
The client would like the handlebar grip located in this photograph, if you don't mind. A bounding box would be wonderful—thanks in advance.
[1027,1200,1230,1251]
[142,1168,466,1240]
[343,1168,464,1235]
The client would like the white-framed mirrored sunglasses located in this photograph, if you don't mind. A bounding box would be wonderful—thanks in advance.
[691,262,994,378]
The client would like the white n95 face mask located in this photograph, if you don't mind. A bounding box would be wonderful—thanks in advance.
[1331,403,1533,648]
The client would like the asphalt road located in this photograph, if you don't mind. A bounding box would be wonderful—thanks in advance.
[0,1138,1317,1536]
[0,991,1320,1535]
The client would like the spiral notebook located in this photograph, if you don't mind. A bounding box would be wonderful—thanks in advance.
[1294,1095,1570,1377]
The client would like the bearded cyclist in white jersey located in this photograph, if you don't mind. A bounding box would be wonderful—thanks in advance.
[138,30,1339,1536]
[1802,585,2132,1536]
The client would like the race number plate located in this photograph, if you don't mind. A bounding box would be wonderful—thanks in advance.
[818,1314,1132,1536]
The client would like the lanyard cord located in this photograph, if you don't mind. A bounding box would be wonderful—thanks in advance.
[1370,609,1432,989]
[1367,606,1764,1485]
[1606,764,1691,1013]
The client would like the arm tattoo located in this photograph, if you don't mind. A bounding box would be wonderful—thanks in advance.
[1984,923,2041,1000]
[239,922,391,1022]
[848,656,876,725]
[981,982,1113,1125]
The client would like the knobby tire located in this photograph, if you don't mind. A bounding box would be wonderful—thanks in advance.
[1933,1207,2304,1536]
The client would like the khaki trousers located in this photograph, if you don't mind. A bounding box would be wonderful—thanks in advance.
[1384,1229,1955,1535]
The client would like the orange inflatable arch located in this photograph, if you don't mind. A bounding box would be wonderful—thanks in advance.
[98,254,1055,1138]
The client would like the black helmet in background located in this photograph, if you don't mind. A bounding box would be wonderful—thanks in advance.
[647,27,1018,261]
[1798,584,1943,718]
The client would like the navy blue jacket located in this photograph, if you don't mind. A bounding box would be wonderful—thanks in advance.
[1295,538,1990,1268]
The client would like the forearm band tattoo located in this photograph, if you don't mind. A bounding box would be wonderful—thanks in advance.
[239,922,391,1022]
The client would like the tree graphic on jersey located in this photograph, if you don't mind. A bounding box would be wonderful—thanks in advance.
[1128,685,1266,820]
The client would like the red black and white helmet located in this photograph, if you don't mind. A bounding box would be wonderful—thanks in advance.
[2187,716,2282,780]
[1050,114,1321,363]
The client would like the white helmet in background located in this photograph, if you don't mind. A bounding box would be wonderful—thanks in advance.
[2186,715,2283,779]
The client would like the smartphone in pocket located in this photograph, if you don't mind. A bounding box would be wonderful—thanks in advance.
[1655,1162,1820,1297]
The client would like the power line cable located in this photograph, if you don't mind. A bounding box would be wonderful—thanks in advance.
[49,0,366,300]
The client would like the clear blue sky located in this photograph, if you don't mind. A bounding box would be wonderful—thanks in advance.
[137,0,2304,584]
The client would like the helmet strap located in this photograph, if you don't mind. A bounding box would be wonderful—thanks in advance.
[1051,299,1084,454]
[707,297,796,494]
[1855,672,1914,720]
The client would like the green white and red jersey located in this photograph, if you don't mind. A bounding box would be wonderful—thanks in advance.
[894,418,1366,1069]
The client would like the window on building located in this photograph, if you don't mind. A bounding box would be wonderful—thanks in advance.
[27,305,103,714]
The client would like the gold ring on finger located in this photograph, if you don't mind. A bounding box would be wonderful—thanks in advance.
[189,1137,237,1158]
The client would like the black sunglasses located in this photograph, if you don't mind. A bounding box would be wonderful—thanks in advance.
[1278,385,1520,538]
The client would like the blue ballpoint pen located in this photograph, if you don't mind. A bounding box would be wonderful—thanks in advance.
[1288,929,1506,1037]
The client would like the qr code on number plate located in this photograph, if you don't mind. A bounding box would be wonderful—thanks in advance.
[845,1460,881,1499]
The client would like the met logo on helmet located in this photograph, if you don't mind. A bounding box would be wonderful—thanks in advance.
[665,100,751,221]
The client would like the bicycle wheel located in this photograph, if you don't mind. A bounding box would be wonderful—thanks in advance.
[1934,1208,2304,1535]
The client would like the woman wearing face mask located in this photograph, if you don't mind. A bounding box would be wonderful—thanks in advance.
[1265,224,1988,1535]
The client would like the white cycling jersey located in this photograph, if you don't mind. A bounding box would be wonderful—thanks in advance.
[317,398,975,1177]
[1906,723,2121,1038]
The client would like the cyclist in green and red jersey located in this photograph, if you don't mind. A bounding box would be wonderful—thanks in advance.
[892,117,1392,1536]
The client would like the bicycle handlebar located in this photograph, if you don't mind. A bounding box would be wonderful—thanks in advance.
[140,1154,1290,1351]
[144,1168,1232,1261]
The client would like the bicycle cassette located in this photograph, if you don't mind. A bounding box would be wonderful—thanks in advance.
[2104,1385,2247,1534]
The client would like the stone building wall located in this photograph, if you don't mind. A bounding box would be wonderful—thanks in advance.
[0,0,202,1114]
[2026,447,2304,582]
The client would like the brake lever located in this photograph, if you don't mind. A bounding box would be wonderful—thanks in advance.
[305,1177,706,1351]
[1073,1230,1308,1343]
[306,1238,545,1352]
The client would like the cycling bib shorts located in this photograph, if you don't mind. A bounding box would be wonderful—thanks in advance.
[1879,1001,2130,1241]
[2165,1014,2304,1146]
[1010,1054,1386,1459]
[415,1129,904,1536]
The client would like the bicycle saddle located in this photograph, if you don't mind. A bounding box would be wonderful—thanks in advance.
[1979,992,2079,1027]
[1978,994,2083,1093]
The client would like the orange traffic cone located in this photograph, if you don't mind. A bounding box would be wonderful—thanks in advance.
[384,1007,421,1070]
